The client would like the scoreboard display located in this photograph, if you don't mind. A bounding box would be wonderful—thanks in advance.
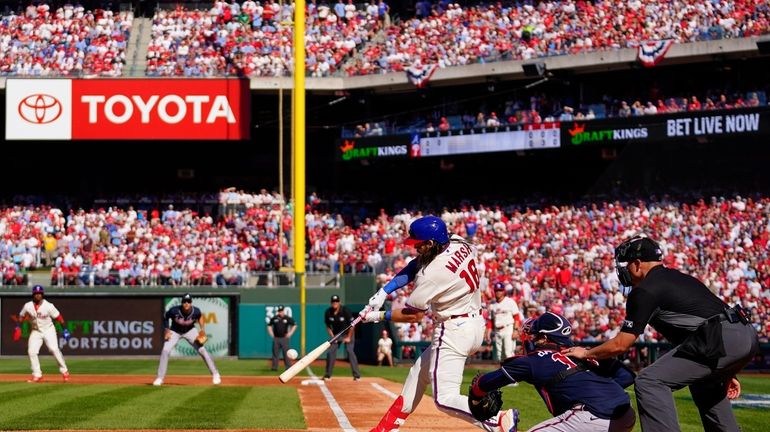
[524,122,561,149]
[417,122,560,158]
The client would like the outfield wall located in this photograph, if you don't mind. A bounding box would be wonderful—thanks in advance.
[0,275,377,359]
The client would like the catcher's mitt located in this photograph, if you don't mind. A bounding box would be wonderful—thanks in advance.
[468,372,503,421]
[196,331,208,345]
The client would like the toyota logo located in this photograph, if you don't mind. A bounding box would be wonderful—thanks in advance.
[18,94,63,124]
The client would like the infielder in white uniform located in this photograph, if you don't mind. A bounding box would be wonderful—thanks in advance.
[377,329,394,367]
[14,285,71,383]
[360,216,519,432]
[489,283,522,361]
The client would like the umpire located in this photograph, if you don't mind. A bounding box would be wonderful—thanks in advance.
[565,235,759,432]
[267,305,296,371]
[323,295,361,381]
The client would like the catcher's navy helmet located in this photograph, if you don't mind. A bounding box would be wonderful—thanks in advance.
[405,216,449,246]
[522,312,573,352]
[32,285,45,295]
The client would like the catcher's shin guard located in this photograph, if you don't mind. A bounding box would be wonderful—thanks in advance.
[370,395,409,432]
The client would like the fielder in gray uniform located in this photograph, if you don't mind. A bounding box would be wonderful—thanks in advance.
[153,293,221,386]
[565,235,758,432]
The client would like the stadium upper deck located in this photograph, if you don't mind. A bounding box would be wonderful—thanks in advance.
[0,0,767,84]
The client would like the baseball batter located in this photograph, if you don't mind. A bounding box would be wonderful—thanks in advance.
[489,283,522,361]
[14,285,71,383]
[153,293,221,386]
[361,216,518,432]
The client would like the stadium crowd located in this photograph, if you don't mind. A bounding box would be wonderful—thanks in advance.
[0,2,132,76]
[346,0,770,75]
[322,196,770,350]
[348,88,768,137]
[145,0,384,77]
[0,193,768,350]
[3,0,768,78]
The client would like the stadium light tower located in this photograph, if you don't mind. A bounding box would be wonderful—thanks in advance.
[292,0,308,356]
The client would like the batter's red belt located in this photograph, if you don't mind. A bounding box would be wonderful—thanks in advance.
[449,309,482,320]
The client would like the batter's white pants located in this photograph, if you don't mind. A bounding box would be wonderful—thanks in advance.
[527,405,635,432]
[398,315,500,431]
[28,328,68,378]
[494,324,516,360]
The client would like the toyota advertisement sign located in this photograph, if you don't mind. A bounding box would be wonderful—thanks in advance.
[6,79,250,140]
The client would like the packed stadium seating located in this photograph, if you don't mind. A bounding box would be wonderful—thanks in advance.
[0,3,132,76]
[2,192,766,347]
[145,1,383,77]
[346,0,770,76]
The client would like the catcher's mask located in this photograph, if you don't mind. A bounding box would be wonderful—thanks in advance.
[521,312,573,354]
[614,234,663,292]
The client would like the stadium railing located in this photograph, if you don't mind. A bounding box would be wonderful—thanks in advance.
[46,270,340,288]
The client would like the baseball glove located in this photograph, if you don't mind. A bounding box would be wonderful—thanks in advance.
[468,372,503,421]
[196,331,208,346]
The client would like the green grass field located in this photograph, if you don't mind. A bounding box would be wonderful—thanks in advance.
[0,358,768,431]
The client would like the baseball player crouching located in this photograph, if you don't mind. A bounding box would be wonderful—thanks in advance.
[14,285,71,383]
[153,293,221,386]
[469,312,636,432]
[360,216,519,432]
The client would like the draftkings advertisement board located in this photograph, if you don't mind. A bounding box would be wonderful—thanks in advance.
[163,297,230,357]
[0,297,163,355]
[560,106,770,146]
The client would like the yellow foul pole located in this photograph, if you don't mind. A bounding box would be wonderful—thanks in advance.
[292,0,307,356]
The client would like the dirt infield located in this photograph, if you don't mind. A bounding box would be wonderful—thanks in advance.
[0,374,470,432]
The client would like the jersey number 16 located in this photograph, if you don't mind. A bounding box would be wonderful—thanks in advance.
[459,259,480,293]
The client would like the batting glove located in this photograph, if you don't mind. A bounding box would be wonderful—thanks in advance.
[62,329,71,341]
[367,288,388,311]
[362,311,386,323]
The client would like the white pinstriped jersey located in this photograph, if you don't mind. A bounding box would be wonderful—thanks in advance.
[490,297,520,328]
[406,235,482,321]
[19,300,61,332]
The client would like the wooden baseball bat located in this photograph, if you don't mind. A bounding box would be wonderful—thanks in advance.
[279,316,362,383]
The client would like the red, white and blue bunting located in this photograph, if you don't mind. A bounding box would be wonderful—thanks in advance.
[637,40,674,67]
[406,64,438,88]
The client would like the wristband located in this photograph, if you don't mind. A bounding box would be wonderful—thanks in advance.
[385,310,392,321]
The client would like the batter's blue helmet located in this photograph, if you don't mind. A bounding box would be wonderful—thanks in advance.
[493,282,506,292]
[405,216,449,246]
[522,312,573,351]
[32,285,45,295]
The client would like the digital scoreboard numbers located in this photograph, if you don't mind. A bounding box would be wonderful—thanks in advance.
[418,123,561,157]
[525,122,560,149]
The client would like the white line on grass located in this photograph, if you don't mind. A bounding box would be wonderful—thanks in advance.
[306,367,357,432]
[370,382,398,399]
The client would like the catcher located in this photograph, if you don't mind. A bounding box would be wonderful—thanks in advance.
[153,293,221,386]
[468,312,636,432]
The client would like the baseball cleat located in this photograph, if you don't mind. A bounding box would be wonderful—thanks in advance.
[212,373,221,385]
[152,378,163,386]
[497,408,519,432]
[323,376,331,381]
[62,372,70,382]
[27,376,43,383]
